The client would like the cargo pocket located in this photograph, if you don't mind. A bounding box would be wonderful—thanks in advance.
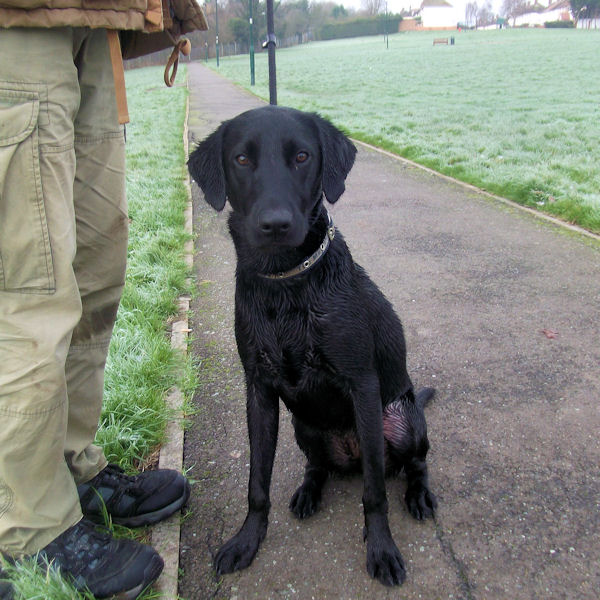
[0,88,55,293]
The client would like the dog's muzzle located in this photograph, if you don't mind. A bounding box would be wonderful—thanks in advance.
[259,211,336,280]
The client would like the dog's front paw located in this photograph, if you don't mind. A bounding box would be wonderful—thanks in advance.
[289,482,321,519]
[214,519,266,575]
[214,533,259,575]
[365,537,406,586]
[405,484,437,520]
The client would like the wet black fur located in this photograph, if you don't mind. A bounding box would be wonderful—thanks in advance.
[188,106,436,587]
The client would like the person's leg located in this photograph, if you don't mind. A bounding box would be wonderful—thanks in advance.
[0,26,85,556]
[0,28,165,599]
[63,27,128,484]
[65,30,192,527]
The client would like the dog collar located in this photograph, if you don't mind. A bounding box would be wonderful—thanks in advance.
[259,212,335,280]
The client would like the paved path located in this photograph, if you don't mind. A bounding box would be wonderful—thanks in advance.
[180,62,600,600]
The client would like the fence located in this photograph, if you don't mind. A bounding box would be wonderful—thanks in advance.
[124,33,313,70]
[577,18,599,28]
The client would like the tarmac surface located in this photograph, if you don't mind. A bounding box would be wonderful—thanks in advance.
[179,62,600,600]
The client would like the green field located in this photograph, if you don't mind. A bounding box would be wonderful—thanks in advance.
[207,29,600,233]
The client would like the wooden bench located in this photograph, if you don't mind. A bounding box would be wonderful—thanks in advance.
[433,38,449,45]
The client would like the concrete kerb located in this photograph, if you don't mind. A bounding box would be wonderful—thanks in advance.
[150,89,194,600]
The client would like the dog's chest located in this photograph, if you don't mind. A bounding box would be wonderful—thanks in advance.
[258,341,322,387]
[258,343,351,427]
[243,297,353,426]
[254,306,325,389]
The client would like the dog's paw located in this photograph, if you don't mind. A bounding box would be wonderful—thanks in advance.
[289,482,321,519]
[214,525,265,575]
[405,484,437,520]
[214,535,259,575]
[365,537,406,586]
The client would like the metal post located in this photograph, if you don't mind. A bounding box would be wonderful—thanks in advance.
[265,0,277,105]
[249,0,255,85]
[215,0,220,67]
[384,2,389,49]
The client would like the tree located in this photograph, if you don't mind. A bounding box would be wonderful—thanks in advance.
[309,1,355,29]
[570,0,600,25]
[189,0,362,59]
[501,0,528,24]
[362,0,384,16]
[477,1,494,26]
[277,0,310,42]
[226,0,266,49]
[332,4,348,18]
[465,1,478,26]
[229,16,249,44]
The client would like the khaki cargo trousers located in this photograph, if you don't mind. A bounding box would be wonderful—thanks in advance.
[0,27,127,556]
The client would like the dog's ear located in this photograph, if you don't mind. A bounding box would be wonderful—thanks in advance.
[313,114,357,204]
[187,125,227,211]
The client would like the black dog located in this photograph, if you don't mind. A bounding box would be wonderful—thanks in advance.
[188,106,436,586]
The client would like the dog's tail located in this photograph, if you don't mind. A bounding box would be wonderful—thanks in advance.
[415,387,435,409]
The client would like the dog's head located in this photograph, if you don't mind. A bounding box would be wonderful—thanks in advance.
[188,106,356,250]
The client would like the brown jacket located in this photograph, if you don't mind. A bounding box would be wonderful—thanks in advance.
[0,0,208,123]
[0,0,207,37]
[0,0,208,121]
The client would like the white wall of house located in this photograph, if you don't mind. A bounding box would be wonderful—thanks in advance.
[514,5,571,26]
[514,10,546,26]
[421,4,461,28]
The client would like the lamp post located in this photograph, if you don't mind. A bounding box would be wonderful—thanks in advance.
[215,0,220,67]
[249,0,255,85]
[384,2,389,49]
[265,0,276,104]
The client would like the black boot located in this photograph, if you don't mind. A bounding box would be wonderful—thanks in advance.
[78,464,190,527]
[1,518,163,599]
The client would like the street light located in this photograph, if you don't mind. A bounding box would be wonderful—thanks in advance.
[215,0,220,67]
[265,0,277,104]
[384,2,389,49]
[249,0,255,85]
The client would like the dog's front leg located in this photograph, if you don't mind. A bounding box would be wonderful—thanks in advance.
[354,373,406,586]
[214,381,279,575]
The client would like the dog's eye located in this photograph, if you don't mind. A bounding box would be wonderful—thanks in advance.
[236,154,250,166]
[295,151,309,164]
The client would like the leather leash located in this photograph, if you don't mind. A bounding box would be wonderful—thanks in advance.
[164,38,191,87]
[107,29,129,125]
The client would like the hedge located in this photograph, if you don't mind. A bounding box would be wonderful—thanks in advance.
[544,20,575,27]
[317,15,403,41]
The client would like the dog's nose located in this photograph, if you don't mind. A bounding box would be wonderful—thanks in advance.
[258,209,292,237]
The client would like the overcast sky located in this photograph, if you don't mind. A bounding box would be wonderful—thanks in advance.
[332,0,502,16]
[338,0,420,12]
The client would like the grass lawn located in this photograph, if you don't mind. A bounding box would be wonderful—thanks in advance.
[1,65,193,600]
[98,65,196,472]
[207,28,600,234]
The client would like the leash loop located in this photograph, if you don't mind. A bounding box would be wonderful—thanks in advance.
[164,38,191,87]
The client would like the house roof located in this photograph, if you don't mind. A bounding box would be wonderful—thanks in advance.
[545,0,570,10]
[528,1,547,12]
[421,0,453,8]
